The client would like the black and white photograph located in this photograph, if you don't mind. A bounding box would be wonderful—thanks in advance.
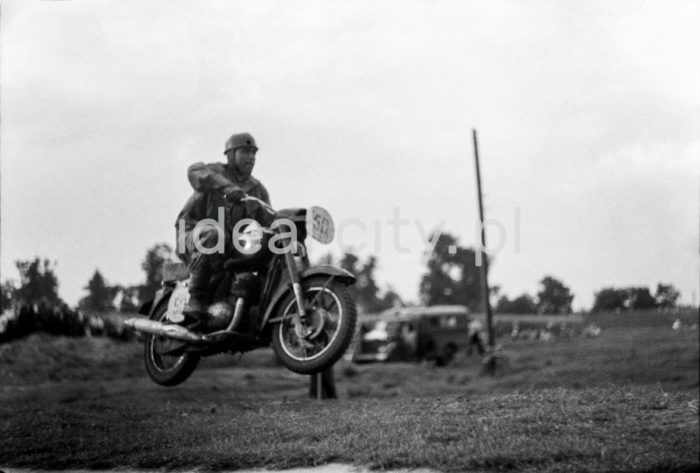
[1,1,698,472]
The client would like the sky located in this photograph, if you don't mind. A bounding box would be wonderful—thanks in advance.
[1,0,698,311]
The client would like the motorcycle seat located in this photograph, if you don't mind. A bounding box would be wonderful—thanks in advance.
[162,261,190,283]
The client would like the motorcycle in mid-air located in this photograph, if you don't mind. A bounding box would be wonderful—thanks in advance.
[125,197,357,386]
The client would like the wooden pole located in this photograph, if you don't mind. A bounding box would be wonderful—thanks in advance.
[309,366,337,399]
[472,129,495,350]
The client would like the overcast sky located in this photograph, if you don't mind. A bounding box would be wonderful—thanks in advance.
[1,0,698,310]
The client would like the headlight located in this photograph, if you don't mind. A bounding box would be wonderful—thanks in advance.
[237,222,263,253]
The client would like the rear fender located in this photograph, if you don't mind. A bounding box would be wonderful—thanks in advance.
[260,265,355,328]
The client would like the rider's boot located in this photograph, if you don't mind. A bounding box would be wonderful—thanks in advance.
[182,258,212,333]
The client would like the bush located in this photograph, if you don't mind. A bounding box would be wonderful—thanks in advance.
[487,314,586,341]
[584,308,699,328]
[0,304,86,343]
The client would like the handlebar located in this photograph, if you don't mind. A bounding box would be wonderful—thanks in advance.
[241,195,277,215]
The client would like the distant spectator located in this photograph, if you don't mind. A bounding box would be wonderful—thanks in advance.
[467,318,485,355]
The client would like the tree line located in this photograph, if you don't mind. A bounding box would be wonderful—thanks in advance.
[75,243,173,313]
[416,231,683,314]
[419,232,574,314]
[1,243,173,315]
[1,232,685,317]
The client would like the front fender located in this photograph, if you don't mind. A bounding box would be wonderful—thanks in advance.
[261,265,355,327]
[300,265,356,285]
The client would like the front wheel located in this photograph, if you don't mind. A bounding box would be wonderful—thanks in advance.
[272,277,357,375]
[144,301,200,386]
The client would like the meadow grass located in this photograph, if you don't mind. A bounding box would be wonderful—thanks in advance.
[1,320,698,472]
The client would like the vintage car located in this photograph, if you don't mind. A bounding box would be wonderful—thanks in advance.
[352,305,484,365]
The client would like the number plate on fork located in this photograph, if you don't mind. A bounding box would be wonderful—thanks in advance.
[166,281,188,323]
[308,206,334,244]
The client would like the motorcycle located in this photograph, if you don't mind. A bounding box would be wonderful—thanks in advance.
[125,197,357,386]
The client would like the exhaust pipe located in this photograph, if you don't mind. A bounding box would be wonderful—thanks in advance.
[124,318,204,342]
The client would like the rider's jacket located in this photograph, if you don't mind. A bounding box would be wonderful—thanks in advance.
[175,162,271,238]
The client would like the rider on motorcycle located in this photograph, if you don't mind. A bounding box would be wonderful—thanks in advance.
[175,132,272,330]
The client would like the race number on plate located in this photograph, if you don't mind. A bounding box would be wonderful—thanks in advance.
[166,282,189,323]
[308,206,334,244]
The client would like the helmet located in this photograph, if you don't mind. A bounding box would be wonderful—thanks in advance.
[224,132,258,154]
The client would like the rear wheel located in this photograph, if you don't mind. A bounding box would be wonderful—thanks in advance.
[144,302,200,386]
[272,277,357,374]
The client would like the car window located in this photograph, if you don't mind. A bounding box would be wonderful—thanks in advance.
[424,313,467,329]
[390,321,404,333]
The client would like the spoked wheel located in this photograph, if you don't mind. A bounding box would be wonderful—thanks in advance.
[144,302,200,386]
[272,276,357,374]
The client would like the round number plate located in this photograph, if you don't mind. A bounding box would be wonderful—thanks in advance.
[308,206,334,244]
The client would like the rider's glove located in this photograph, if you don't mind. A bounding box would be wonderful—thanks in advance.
[223,189,247,204]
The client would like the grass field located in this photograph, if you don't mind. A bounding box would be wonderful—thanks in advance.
[1,318,698,472]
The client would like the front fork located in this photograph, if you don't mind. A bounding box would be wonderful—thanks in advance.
[284,244,308,340]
